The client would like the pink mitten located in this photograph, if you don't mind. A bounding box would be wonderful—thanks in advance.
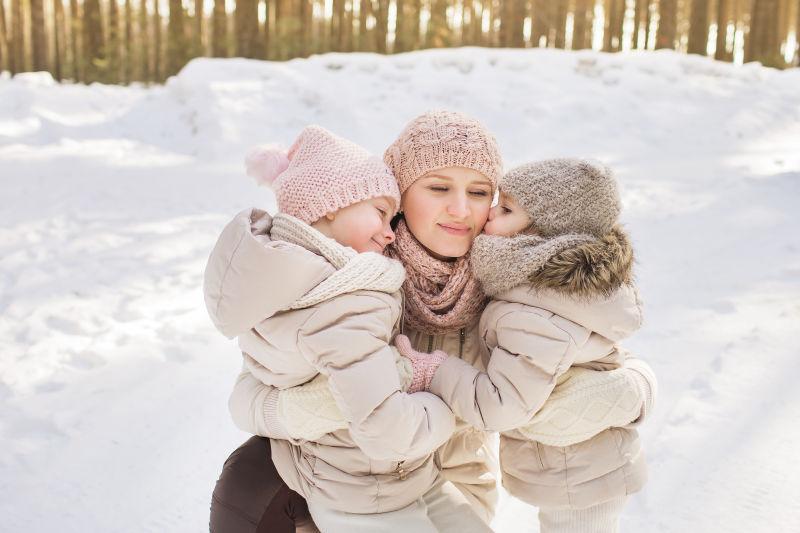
[395,334,449,393]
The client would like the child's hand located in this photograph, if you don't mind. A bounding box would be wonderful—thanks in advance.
[394,334,448,393]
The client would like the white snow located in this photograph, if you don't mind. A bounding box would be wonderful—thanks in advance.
[1,48,799,532]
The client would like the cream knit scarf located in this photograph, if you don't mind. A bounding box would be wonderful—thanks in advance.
[270,213,406,309]
[470,232,596,297]
[387,219,486,335]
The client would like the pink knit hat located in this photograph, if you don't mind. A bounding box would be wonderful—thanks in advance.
[245,125,401,225]
[383,110,503,194]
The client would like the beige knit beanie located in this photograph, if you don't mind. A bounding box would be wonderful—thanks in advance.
[383,110,503,193]
[502,158,621,238]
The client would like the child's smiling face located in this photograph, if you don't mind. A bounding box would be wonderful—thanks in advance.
[483,191,533,237]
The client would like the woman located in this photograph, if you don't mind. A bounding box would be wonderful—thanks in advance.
[208,111,656,532]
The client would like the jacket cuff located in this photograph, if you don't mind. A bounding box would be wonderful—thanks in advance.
[624,359,658,426]
[428,355,476,399]
[263,387,292,440]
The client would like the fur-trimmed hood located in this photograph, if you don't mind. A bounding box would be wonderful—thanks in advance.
[527,225,634,299]
[472,226,642,341]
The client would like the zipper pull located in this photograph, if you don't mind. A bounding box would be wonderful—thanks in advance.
[395,461,407,480]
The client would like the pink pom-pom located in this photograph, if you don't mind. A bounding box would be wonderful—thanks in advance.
[245,145,290,188]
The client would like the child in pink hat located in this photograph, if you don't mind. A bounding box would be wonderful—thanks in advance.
[204,125,464,532]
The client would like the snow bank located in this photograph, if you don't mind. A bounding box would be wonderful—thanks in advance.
[1,48,799,532]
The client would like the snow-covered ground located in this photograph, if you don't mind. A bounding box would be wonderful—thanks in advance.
[1,48,799,532]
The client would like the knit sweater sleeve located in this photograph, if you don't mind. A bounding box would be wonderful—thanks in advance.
[428,305,582,432]
[296,292,456,462]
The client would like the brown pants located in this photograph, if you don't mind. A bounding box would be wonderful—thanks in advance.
[210,436,314,533]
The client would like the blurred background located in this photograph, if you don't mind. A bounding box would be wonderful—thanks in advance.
[0,0,798,85]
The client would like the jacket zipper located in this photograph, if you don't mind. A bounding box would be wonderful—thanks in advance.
[395,460,407,480]
[427,334,433,353]
[459,328,465,357]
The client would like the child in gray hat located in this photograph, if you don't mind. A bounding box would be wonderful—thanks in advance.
[398,158,658,531]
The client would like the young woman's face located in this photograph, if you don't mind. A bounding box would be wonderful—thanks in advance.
[318,196,397,253]
[483,191,532,237]
[401,167,493,260]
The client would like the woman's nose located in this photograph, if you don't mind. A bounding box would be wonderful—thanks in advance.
[447,196,469,218]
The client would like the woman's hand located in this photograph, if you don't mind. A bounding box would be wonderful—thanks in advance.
[394,334,449,393]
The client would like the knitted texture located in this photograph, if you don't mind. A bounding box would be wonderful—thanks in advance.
[538,496,627,532]
[248,125,400,225]
[270,213,406,309]
[623,355,658,426]
[384,110,503,193]
[387,220,486,335]
[502,158,621,238]
[470,232,596,297]
[517,367,643,447]
[277,356,414,441]
[394,334,449,393]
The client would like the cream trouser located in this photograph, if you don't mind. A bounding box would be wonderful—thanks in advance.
[307,475,492,533]
[538,496,629,533]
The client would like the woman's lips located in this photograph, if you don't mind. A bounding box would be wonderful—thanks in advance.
[438,223,471,236]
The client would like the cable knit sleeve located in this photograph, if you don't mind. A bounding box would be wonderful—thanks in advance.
[296,292,456,461]
[517,352,655,446]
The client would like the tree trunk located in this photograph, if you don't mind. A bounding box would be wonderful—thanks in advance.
[212,0,226,56]
[0,0,8,72]
[426,0,450,48]
[795,0,800,65]
[10,0,24,73]
[124,0,133,82]
[714,0,730,60]
[553,0,568,48]
[372,0,388,52]
[30,0,47,71]
[330,0,343,50]
[687,0,710,54]
[235,0,260,57]
[193,0,202,56]
[53,0,67,80]
[572,0,593,50]
[83,0,105,82]
[656,0,678,49]
[531,0,549,47]
[604,0,625,51]
[395,0,420,51]
[745,0,782,65]
[138,0,151,81]
[501,0,525,47]
[108,0,121,82]
[634,0,649,48]
[153,0,162,80]
[168,0,189,74]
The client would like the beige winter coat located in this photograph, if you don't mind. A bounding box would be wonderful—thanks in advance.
[441,228,650,510]
[204,208,456,514]
[403,324,499,524]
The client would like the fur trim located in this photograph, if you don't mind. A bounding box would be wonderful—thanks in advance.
[528,226,634,299]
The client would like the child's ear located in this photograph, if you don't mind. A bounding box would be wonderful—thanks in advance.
[325,212,336,222]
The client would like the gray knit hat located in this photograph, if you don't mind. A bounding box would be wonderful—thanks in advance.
[501,158,621,238]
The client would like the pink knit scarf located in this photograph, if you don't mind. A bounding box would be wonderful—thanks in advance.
[387,219,486,335]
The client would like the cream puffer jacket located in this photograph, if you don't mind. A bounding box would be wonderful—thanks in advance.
[438,227,654,510]
[472,284,650,509]
[204,209,456,514]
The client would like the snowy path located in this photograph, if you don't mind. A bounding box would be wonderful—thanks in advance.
[1,49,799,532]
